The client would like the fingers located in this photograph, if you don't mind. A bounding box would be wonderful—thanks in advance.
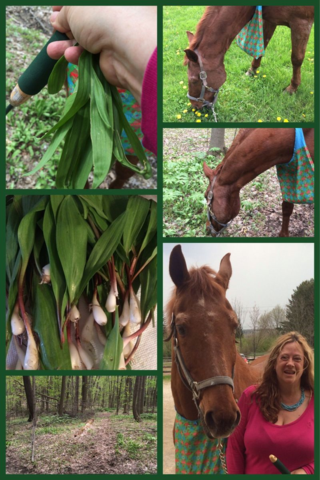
[64,46,84,65]
[52,6,63,12]
[47,40,74,59]
[50,7,71,33]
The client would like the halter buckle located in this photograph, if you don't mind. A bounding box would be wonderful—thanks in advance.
[199,70,207,81]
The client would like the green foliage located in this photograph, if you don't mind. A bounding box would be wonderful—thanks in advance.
[6,196,157,370]
[163,6,314,122]
[283,279,314,346]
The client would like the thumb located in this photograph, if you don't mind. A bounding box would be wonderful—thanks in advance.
[50,7,71,33]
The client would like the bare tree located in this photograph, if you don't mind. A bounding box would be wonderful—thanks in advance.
[249,304,261,359]
[58,376,66,416]
[23,376,34,422]
[232,298,247,351]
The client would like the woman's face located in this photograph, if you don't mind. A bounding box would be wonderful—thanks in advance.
[275,341,305,388]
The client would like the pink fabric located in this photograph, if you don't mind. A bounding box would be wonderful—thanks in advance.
[226,385,314,474]
[141,48,157,155]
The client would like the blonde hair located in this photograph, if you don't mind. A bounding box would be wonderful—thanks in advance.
[254,332,314,423]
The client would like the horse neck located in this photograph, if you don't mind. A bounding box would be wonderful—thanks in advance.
[217,129,295,191]
[233,353,261,400]
[196,6,255,60]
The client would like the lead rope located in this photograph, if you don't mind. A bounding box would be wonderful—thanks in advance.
[218,439,228,474]
[211,105,218,123]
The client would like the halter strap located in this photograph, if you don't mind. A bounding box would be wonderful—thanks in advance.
[187,49,219,112]
[206,176,232,236]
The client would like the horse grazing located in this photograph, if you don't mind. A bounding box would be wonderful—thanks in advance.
[166,245,264,474]
[203,128,314,237]
[185,6,314,109]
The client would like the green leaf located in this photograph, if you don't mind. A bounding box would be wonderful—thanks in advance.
[44,50,91,135]
[77,212,126,298]
[50,196,65,219]
[72,139,93,189]
[6,197,23,283]
[17,196,48,285]
[43,202,67,328]
[100,307,123,369]
[47,55,68,94]
[102,196,129,222]
[26,118,73,176]
[139,255,157,321]
[138,200,157,257]
[33,278,71,370]
[123,197,150,254]
[56,196,88,304]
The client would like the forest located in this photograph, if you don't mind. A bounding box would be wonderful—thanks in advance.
[6,375,157,475]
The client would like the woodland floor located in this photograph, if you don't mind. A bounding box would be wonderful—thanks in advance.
[163,379,175,475]
[6,411,157,474]
[163,129,314,238]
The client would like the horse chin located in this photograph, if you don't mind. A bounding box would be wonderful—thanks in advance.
[199,406,239,439]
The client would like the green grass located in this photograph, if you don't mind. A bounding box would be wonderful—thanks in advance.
[163,6,314,123]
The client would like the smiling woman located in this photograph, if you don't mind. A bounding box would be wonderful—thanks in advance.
[226,332,314,474]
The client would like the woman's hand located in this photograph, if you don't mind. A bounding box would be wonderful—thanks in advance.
[291,469,307,474]
[47,6,157,103]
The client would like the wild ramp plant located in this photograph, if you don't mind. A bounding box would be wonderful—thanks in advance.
[26,51,152,189]
[6,195,157,370]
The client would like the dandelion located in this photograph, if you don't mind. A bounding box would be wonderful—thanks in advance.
[176,114,182,119]
[205,114,208,117]
[256,70,260,73]
[310,92,314,95]
[183,86,187,89]
[277,117,281,121]
[258,119,263,123]
[284,119,289,123]
[263,75,266,78]
[192,109,195,112]
[196,119,201,123]
[302,114,306,117]
[179,81,184,84]
[183,109,188,113]
[197,112,201,116]
[187,102,191,106]
[254,75,258,78]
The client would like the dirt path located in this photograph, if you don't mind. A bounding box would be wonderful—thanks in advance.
[6,412,156,475]
[163,379,175,474]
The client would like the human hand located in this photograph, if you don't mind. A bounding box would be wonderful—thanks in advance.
[291,469,307,474]
[47,6,157,103]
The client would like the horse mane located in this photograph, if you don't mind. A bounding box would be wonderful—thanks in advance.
[165,265,218,334]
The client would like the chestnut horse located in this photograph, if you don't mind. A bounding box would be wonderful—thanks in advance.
[203,128,314,237]
[185,6,314,110]
[166,245,264,473]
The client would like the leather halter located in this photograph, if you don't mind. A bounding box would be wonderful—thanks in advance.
[206,176,232,236]
[165,314,234,417]
[187,49,219,109]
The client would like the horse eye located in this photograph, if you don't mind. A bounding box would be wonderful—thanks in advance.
[176,325,186,337]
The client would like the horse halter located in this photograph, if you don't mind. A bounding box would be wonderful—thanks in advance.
[206,176,232,236]
[165,314,234,417]
[187,49,219,118]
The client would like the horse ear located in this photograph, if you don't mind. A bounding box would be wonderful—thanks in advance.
[203,161,214,179]
[216,253,232,290]
[186,30,194,44]
[184,48,198,64]
[169,245,190,288]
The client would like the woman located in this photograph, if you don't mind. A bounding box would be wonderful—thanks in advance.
[226,332,314,474]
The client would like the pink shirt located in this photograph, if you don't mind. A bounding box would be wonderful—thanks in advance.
[226,385,314,474]
[141,48,157,155]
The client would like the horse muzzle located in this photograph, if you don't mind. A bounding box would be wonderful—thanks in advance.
[202,406,241,439]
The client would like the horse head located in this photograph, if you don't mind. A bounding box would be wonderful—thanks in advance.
[203,161,240,236]
[167,245,240,438]
[184,31,226,111]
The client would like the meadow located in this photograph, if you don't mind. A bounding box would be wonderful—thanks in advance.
[163,6,314,123]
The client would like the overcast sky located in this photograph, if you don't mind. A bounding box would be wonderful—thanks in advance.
[163,243,314,328]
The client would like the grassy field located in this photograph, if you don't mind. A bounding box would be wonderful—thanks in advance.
[163,6,314,123]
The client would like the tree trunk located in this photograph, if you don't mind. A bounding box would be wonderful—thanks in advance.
[23,376,34,422]
[74,376,79,414]
[132,377,146,422]
[58,376,66,416]
[207,128,226,155]
[31,377,37,462]
[82,376,88,413]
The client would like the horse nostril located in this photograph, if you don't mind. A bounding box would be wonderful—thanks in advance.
[235,409,241,427]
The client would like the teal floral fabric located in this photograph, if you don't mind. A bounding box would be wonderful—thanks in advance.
[236,6,265,59]
[174,412,227,474]
[276,129,314,204]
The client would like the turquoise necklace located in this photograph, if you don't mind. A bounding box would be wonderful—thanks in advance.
[281,388,305,411]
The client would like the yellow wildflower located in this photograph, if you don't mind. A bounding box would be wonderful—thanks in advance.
[179,81,184,84]
[205,114,208,117]
[258,119,263,123]
[256,70,260,73]
[284,119,289,123]
[263,75,266,78]
[176,114,182,119]
[183,109,188,113]
[310,91,314,95]
[192,109,195,112]
[277,117,281,121]
[196,119,201,123]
